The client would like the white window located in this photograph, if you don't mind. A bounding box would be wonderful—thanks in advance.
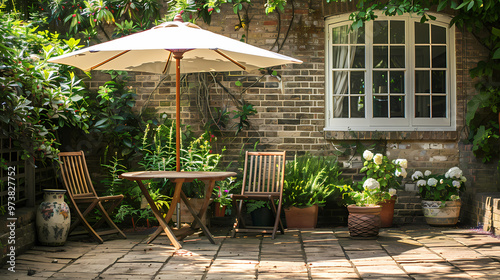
[324,13,456,131]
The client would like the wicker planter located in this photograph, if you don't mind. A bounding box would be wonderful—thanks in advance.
[422,200,461,226]
[347,205,382,238]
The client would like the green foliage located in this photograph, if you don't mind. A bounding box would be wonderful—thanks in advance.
[212,176,240,207]
[283,154,345,209]
[232,102,257,135]
[0,10,89,160]
[411,167,466,202]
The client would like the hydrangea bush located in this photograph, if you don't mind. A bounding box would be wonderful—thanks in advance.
[342,150,407,206]
[411,167,466,202]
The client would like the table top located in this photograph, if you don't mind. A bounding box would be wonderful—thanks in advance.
[119,171,237,181]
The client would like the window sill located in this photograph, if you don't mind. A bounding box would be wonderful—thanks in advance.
[323,129,459,141]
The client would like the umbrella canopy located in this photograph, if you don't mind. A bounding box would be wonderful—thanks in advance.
[49,16,302,171]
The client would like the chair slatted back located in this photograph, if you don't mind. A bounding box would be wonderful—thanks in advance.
[241,151,286,195]
[59,151,97,197]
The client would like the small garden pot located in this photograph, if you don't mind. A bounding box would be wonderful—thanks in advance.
[347,205,382,238]
[378,196,397,228]
[284,204,318,229]
[214,202,227,217]
[250,207,274,226]
[421,200,461,226]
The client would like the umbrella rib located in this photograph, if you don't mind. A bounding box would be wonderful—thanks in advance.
[214,49,246,70]
[90,50,130,71]
[162,51,173,75]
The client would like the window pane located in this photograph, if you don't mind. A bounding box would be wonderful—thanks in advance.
[432,25,446,44]
[373,71,388,93]
[415,22,429,44]
[350,96,365,118]
[333,95,349,118]
[415,71,430,93]
[390,71,404,93]
[333,71,348,95]
[415,95,430,117]
[432,70,446,93]
[432,46,446,68]
[350,25,365,44]
[390,46,405,68]
[332,25,348,44]
[390,96,405,118]
[390,21,405,44]
[432,96,446,117]
[374,21,388,44]
[351,46,365,68]
[373,46,388,68]
[415,46,430,68]
[373,96,388,117]
[351,71,365,94]
[332,46,349,68]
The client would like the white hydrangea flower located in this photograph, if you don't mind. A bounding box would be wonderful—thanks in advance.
[374,153,383,165]
[363,150,374,161]
[363,178,380,191]
[424,170,432,176]
[412,171,424,180]
[427,178,438,187]
[452,180,461,188]
[395,159,408,169]
[388,188,397,196]
[460,176,467,183]
[395,168,407,178]
[450,195,460,201]
[446,167,462,179]
[416,179,427,187]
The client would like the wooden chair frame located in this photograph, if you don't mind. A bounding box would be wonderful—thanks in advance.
[58,151,126,243]
[231,151,286,239]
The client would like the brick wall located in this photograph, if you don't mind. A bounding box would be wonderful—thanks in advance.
[82,0,499,227]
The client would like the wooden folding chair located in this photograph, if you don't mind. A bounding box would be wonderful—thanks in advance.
[231,151,286,239]
[58,151,126,243]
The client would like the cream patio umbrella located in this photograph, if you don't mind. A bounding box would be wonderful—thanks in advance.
[49,15,302,171]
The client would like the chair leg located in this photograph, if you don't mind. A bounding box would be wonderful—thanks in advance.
[269,199,284,239]
[71,201,104,243]
[96,201,127,239]
[231,199,245,238]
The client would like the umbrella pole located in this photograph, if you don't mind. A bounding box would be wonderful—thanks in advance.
[175,53,182,172]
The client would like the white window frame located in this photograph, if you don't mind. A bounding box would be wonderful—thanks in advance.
[324,12,456,132]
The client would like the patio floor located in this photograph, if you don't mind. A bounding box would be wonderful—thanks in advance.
[2,225,500,280]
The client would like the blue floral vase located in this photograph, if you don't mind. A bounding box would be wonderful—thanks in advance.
[36,189,71,246]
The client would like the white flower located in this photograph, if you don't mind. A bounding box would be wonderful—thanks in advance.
[396,168,407,178]
[424,170,432,176]
[445,167,462,179]
[427,178,438,187]
[363,178,380,191]
[363,150,374,161]
[388,188,397,196]
[373,153,383,165]
[452,180,461,188]
[450,195,460,201]
[412,171,424,180]
[440,179,444,184]
[460,176,467,183]
[417,179,427,187]
[395,159,408,169]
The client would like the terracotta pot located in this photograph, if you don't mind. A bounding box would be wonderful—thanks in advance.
[347,205,382,238]
[378,196,396,228]
[214,202,227,217]
[172,198,210,224]
[422,200,461,226]
[284,204,318,229]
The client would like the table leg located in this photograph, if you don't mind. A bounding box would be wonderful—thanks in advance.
[180,191,216,244]
[137,180,182,249]
[191,179,216,229]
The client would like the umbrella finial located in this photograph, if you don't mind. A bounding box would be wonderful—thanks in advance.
[174,14,184,23]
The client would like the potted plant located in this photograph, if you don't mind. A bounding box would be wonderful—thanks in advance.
[212,177,239,217]
[246,200,274,226]
[358,150,407,227]
[282,154,341,229]
[411,167,466,226]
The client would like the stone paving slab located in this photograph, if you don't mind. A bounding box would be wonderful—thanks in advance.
[1,225,500,279]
